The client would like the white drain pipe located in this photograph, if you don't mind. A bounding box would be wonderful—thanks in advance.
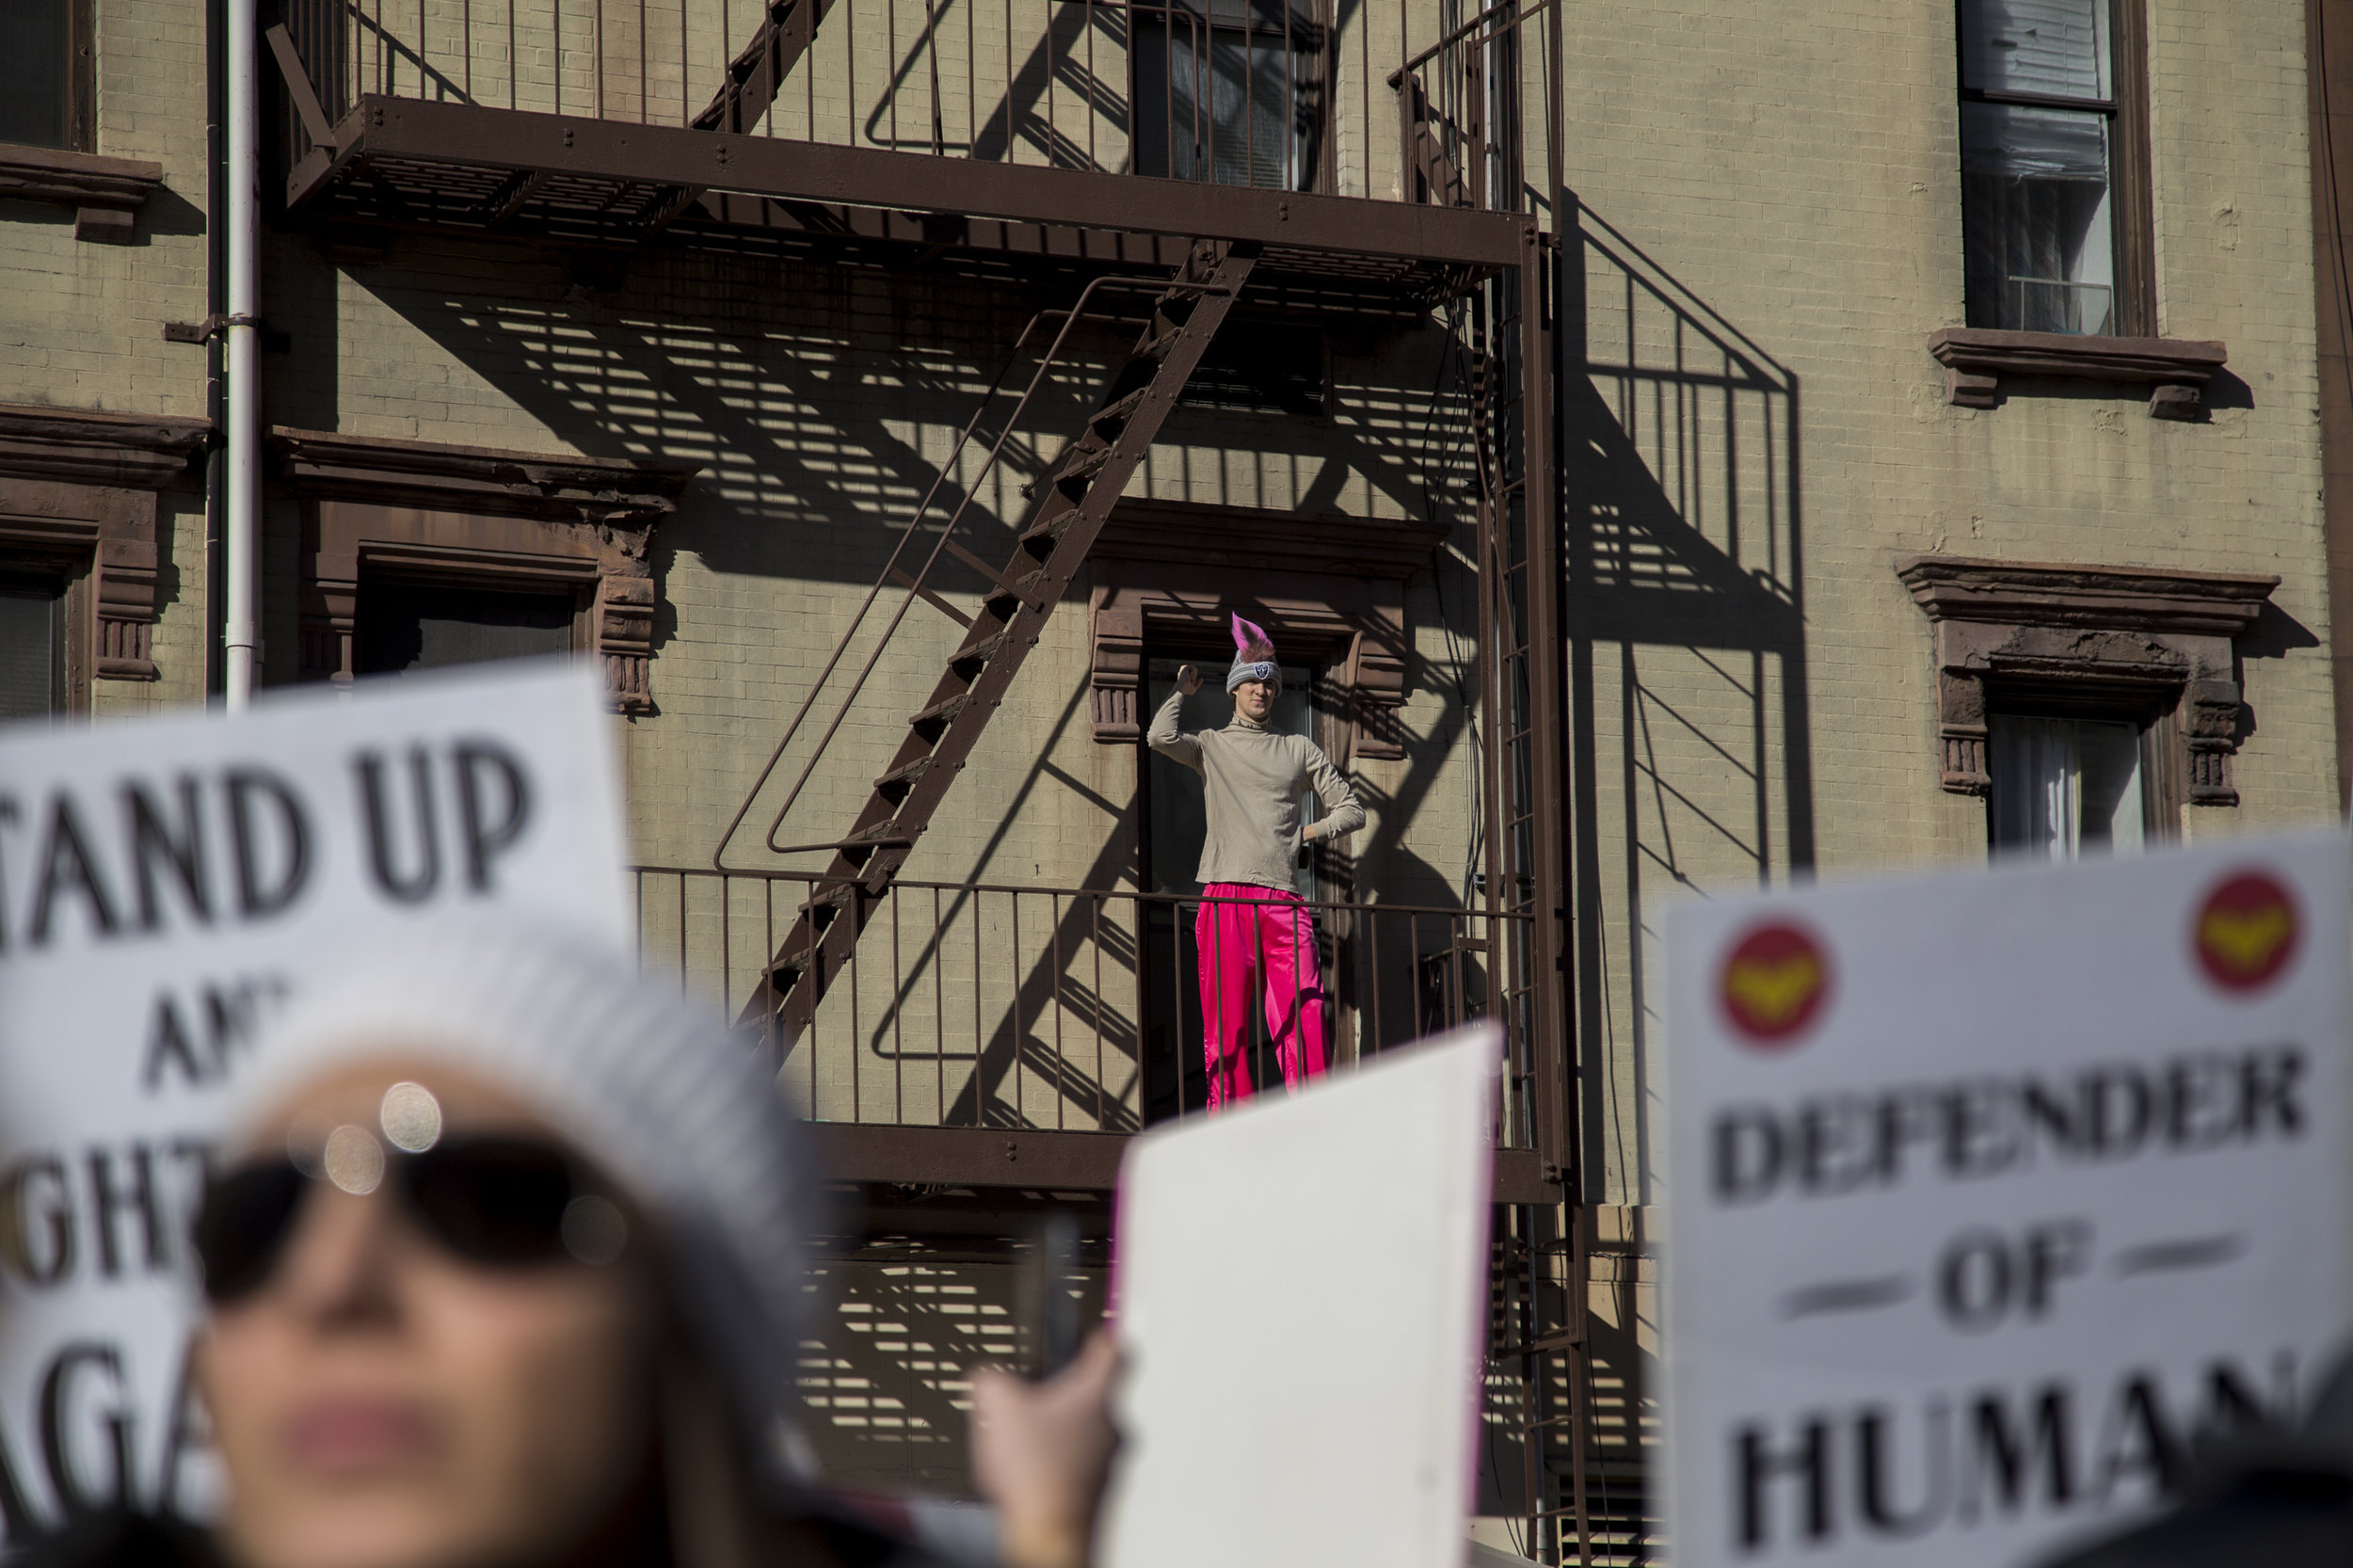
[222,0,260,710]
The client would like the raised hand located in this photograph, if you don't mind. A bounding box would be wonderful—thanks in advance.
[1176,664,1203,696]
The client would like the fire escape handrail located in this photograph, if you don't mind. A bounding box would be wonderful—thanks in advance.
[1386,0,1560,87]
[710,271,1237,871]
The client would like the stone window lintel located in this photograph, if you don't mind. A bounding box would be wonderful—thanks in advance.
[1897,553,2278,808]
[271,427,696,712]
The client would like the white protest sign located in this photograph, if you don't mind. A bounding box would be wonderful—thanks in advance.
[1665,830,2353,1568]
[1100,1025,1498,1568]
[0,660,629,1544]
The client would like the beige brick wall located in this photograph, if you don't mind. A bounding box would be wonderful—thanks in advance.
[1554,0,2335,1228]
[0,0,216,717]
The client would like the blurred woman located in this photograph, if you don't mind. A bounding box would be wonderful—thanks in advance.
[32,925,1112,1568]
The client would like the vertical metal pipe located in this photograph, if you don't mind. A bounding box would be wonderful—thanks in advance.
[1090,894,1104,1128]
[222,0,261,711]
[1012,891,1025,1121]
[1051,892,1064,1128]
[934,886,946,1122]
[890,887,904,1123]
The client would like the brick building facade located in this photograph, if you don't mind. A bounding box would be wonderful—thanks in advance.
[0,0,2342,1559]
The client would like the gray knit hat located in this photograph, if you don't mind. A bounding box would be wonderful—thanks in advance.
[1225,611,1280,695]
[225,921,824,1486]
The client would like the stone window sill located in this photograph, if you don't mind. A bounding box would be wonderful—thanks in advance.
[1928,328,2229,421]
[0,142,165,244]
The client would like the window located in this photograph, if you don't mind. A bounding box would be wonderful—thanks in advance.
[354,580,578,678]
[1180,322,1326,416]
[0,574,63,721]
[1957,0,2150,336]
[1132,0,1321,191]
[1988,714,2145,857]
[0,0,84,152]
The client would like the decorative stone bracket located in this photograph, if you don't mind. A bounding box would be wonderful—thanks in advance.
[0,143,167,244]
[0,403,211,693]
[1895,554,2278,808]
[1928,328,2229,420]
[272,428,696,712]
[1085,500,1445,765]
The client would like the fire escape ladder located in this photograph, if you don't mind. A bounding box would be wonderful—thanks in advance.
[694,0,837,134]
[741,239,1262,1041]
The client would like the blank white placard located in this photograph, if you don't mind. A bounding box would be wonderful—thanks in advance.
[1098,1024,1501,1568]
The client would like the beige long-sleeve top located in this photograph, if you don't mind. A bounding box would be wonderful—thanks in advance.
[1146,688,1367,891]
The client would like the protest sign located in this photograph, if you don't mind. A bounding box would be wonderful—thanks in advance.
[1098,1024,1498,1568]
[1665,831,2353,1568]
[0,660,629,1543]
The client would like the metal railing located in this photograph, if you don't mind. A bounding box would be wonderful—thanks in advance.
[631,865,1537,1144]
[280,0,1551,212]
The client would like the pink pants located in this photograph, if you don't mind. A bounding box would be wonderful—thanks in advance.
[1194,884,1328,1112]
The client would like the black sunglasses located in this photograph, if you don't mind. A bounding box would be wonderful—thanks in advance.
[194,1134,620,1304]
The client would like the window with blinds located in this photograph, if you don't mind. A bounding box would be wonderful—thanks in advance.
[1131,0,1321,191]
[1958,0,2119,335]
[0,575,63,723]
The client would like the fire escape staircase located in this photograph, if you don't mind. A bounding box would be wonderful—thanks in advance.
[727,240,1261,1042]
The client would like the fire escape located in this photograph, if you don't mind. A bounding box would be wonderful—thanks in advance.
[268,0,1592,1555]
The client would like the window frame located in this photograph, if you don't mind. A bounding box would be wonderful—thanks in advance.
[351,567,593,680]
[0,568,69,720]
[1897,554,2276,822]
[0,0,95,155]
[1129,0,1332,194]
[1981,695,2185,856]
[273,428,695,714]
[1954,0,2156,339]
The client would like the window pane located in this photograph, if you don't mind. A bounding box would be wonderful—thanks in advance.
[1130,14,1315,190]
[2073,719,2142,852]
[1961,103,2114,333]
[1959,0,2109,101]
[355,583,574,676]
[1990,715,2144,859]
[1990,715,2076,857]
[0,0,70,150]
[0,578,60,722]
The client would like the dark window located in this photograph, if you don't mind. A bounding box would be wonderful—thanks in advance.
[1132,0,1321,191]
[1958,0,2142,335]
[355,581,576,677]
[0,0,74,151]
[1180,323,1326,416]
[0,574,65,722]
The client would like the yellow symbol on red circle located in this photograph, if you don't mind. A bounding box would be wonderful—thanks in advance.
[2194,871,2300,995]
[1719,921,1831,1048]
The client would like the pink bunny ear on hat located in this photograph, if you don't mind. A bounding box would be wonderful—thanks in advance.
[1230,612,1271,652]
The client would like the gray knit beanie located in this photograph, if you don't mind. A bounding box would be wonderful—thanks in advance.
[224,921,824,1487]
[1225,610,1280,695]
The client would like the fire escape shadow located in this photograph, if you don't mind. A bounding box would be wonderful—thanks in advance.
[1558,208,1814,1548]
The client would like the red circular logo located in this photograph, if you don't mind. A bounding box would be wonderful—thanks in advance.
[2194,871,2301,995]
[1719,922,1831,1048]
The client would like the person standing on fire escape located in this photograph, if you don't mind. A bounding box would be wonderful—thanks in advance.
[1148,613,1366,1111]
